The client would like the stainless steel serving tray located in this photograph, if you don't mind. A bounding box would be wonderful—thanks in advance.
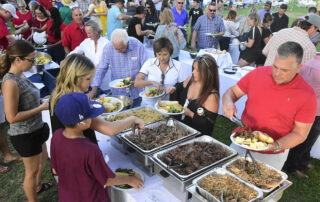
[193,168,263,202]
[187,179,292,202]
[120,119,200,154]
[152,135,237,180]
[102,106,167,133]
[222,156,288,194]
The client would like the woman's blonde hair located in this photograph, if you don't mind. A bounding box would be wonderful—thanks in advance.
[248,13,262,33]
[50,54,95,115]
[160,8,174,25]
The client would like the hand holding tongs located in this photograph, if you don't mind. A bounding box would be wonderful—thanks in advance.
[232,115,246,128]
[243,150,261,175]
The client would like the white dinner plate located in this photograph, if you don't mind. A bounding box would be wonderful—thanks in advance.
[109,78,132,89]
[230,133,270,151]
[154,101,184,115]
[96,96,124,115]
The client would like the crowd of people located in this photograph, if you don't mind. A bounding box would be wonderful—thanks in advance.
[0,0,320,201]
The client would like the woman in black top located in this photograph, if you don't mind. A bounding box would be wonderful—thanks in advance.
[144,0,159,32]
[49,54,144,144]
[166,55,219,135]
[238,13,262,67]
[127,6,154,43]
[256,13,273,66]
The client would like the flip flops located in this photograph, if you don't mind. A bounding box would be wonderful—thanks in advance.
[3,155,22,164]
[0,165,10,174]
[37,182,53,194]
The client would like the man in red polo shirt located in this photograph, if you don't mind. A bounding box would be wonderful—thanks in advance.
[0,4,18,50]
[62,7,87,54]
[222,42,317,170]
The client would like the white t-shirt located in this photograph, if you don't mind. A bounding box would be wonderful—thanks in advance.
[139,57,185,106]
[69,37,111,90]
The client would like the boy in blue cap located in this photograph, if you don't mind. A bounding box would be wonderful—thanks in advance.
[51,92,143,202]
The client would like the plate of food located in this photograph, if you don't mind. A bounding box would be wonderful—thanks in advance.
[204,49,227,55]
[139,87,165,98]
[34,44,47,50]
[146,22,157,27]
[112,168,144,191]
[35,55,51,65]
[204,32,218,37]
[109,77,132,88]
[96,96,124,114]
[155,100,184,115]
[230,129,274,151]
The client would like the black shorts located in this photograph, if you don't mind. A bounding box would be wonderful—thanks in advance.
[10,123,50,157]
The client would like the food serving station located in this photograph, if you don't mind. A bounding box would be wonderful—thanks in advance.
[94,102,293,202]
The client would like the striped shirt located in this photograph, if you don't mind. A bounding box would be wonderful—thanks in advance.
[193,14,225,49]
[92,37,148,99]
[263,27,316,66]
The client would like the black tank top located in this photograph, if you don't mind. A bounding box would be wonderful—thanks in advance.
[172,80,219,135]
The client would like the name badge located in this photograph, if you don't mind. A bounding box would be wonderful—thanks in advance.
[131,57,138,60]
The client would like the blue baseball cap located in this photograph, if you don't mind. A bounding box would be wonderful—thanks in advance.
[54,92,105,125]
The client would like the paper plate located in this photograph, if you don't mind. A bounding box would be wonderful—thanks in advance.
[96,96,124,115]
[109,79,132,89]
[154,101,184,115]
[230,133,270,151]
[146,23,157,27]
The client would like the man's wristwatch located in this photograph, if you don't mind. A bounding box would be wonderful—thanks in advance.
[273,141,282,152]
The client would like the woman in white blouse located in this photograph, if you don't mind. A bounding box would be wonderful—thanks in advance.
[134,37,186,106]
[69,20,109,67]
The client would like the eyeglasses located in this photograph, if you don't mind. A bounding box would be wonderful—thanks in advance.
[35,12,43,16]
[209,9,216,12]
[23,57,35,64]
[178,2,184,4]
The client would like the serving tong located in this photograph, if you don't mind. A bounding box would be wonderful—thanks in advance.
[232,115,247,128]
[242,150,261,175]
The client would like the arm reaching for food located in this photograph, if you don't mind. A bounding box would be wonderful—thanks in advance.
[90,116,144,136]
[222,85,245,119]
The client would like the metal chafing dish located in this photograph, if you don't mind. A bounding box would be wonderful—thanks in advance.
[119,119,200,176]
[103,106,166,152]
[222,156,288,195]
[187,174,292,202]
[151,136,237,201]
[152,135,237,180]
[193,168,263,202]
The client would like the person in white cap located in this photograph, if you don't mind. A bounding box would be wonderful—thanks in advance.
[0,4,18,50]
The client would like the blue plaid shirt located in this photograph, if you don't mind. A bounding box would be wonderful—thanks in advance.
[193,14,225,49]
[92,37,148,99]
